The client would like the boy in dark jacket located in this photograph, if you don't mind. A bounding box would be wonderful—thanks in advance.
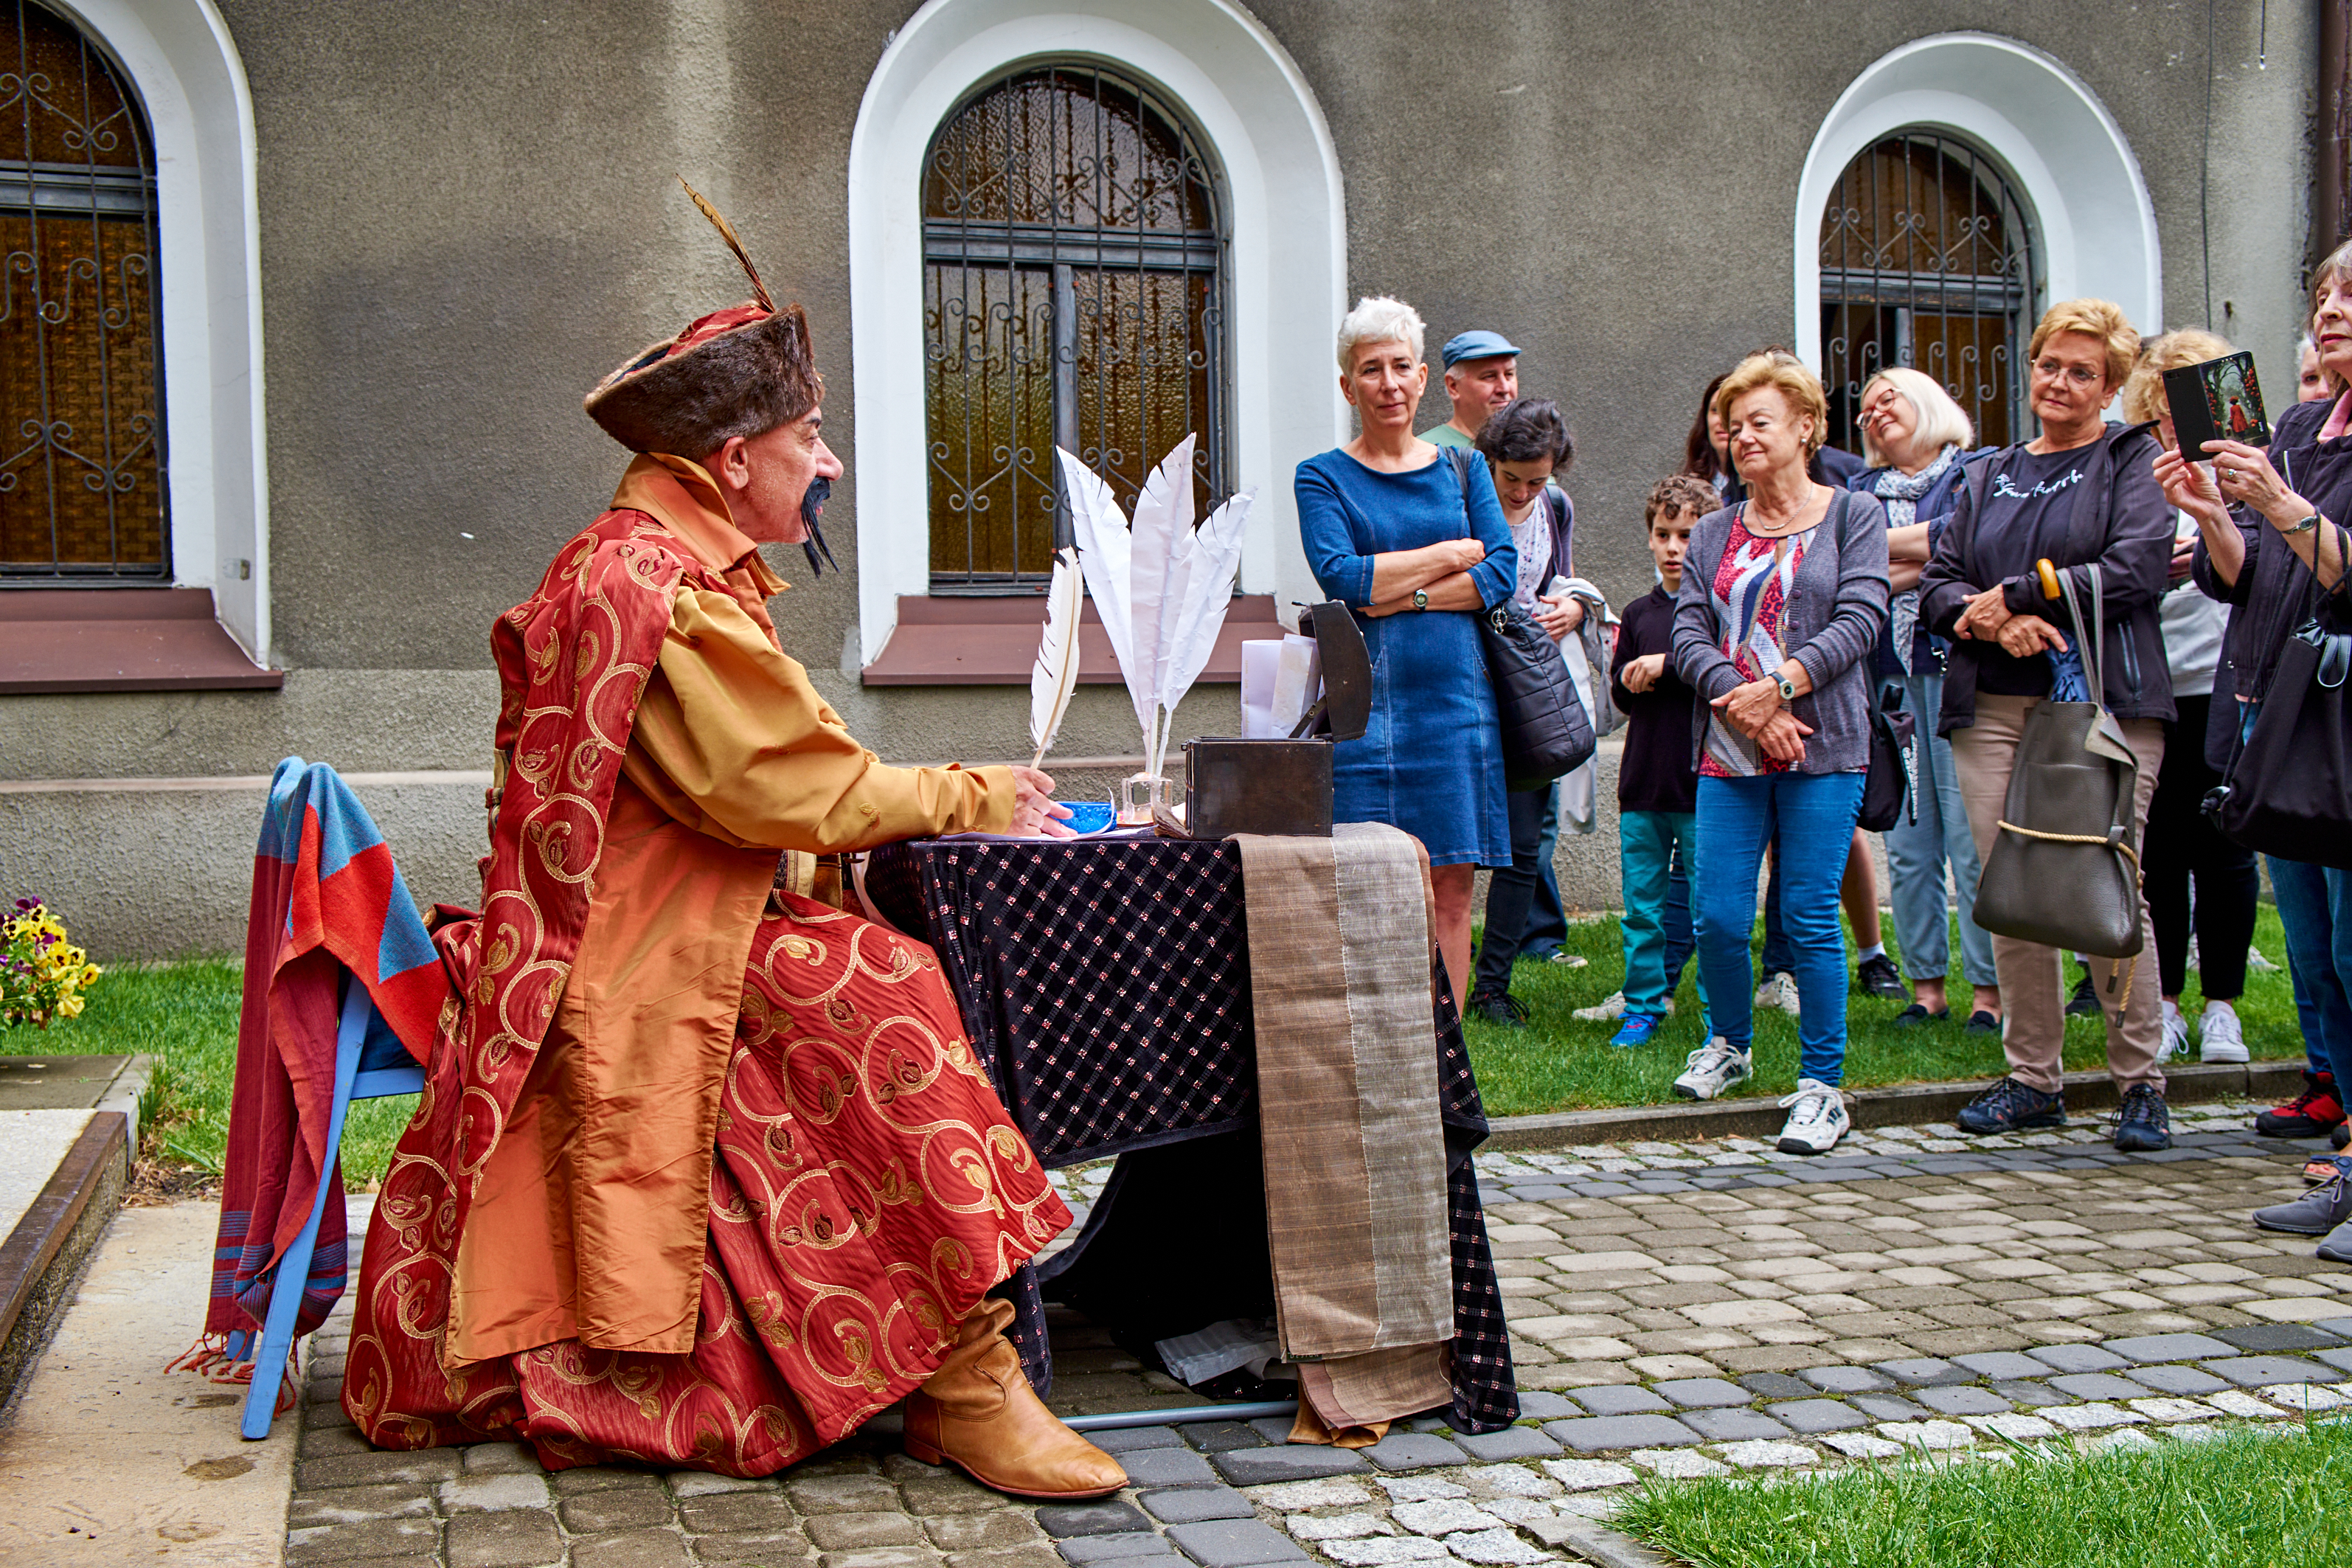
[1604,476,1716,1047]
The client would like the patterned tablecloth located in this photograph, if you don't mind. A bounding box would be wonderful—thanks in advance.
[862,835,1519,1431]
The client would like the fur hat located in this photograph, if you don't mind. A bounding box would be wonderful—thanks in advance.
[583,180,823,456]
[583,300,822,456]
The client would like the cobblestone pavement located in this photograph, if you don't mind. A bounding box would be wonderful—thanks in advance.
[282,1103,2352,1567]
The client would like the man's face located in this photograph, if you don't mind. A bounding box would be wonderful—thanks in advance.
[1444,355,1517,431]
[713,408,842,544]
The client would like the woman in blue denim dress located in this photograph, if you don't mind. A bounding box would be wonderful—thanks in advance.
[1295,296,1517,1011]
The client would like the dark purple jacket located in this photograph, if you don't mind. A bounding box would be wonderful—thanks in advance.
[1918,421,2175,735]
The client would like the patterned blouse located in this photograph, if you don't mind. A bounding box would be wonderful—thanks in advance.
[1700,510,1813,777]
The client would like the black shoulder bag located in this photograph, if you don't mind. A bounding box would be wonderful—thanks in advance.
[2202,435,2352,865]
[1443,448,1595,790]
[1858,687,1916,832]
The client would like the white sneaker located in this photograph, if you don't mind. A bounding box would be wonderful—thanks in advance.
[1573,991,1674,1022]
[2160,1001,2190,1065]
[1574,991,1628,1022]
[1776,1078,1850,1155]
[1674,1037,1754,1101]
[2199,1002,2249,1064]
[1754,971,1800,1016]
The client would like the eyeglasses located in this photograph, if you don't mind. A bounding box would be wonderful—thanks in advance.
[2033,358,2103,388]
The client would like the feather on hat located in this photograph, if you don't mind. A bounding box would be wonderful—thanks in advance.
[583,179,823,459]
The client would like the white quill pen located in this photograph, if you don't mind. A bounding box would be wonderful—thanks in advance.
[1127,436,1194,777]
[1029,546,1085,769]
[1056,437,1255,780]
[1057,448,1137,716]
[1159,490,1255,741]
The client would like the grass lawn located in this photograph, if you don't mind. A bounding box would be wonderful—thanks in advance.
[19,957,415,1187]
[1465,907,2306,1118]
[4,904,2311,1183]
[1612,1421,2352,1567]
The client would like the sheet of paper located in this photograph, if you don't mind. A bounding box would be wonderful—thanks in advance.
[1241,638,1283,738]
[1270,634,1322,737]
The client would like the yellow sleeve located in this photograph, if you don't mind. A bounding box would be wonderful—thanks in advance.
[622,586,1016,852]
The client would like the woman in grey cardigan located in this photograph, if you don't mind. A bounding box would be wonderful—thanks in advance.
[1671,352,1889,1155]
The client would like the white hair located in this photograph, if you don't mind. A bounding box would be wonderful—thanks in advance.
[1336,296,1426,373]
[1857,366,1974,468]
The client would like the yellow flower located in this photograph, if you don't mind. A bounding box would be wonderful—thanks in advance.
[58,993,83,1018]
[80,965,100,986]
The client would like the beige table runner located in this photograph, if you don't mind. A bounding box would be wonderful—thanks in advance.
[1232,822,1453,1427]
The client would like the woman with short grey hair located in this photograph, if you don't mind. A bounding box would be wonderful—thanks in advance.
[1848,367,2000,1034]
[1297,296,1518,1013]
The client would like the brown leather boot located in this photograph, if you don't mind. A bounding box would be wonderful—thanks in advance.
[903,1299,1125,1499]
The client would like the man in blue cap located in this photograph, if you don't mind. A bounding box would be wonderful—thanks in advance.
[1424,328,1520,447]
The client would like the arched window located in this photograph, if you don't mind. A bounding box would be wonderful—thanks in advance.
[0,0,165,582]
[922,65,1229,592]
[1819,132,2036,454]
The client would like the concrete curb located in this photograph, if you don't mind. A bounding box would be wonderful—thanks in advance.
[1482,1058,2306,1150]
[1559,1524,1675,1568]
[0,1111,126,1416]
[97,1052,155,1155]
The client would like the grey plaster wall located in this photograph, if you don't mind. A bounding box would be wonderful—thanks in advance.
[1,0,2322,955]
[1,780,486,959]
[201,0,2319,712]
[1250,0,2314,609]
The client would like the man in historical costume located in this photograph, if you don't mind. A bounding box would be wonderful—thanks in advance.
[339,195,1123,1499]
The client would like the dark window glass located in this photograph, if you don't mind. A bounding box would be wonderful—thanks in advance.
[922,66,1227,592]
[0,0,167,582]
[1820,133,2036,454]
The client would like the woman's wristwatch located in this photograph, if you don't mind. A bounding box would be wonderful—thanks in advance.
[1775,673,1800,701]
[2283,512,2322,535]
[1412,589,1429,611]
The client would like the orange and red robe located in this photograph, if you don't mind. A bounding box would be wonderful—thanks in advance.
[341,457,1068,1474]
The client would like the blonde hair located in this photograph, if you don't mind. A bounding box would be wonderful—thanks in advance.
[1336,296,1426,374]
[1713,350,1829,457]
[2027,298,2140,390]
[1856,367,1974,467]
[2119,328,2235,426]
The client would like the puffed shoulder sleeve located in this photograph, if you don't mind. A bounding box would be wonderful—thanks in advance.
[623,586,1016,851]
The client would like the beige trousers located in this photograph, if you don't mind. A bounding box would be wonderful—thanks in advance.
[1949,693,2167,1095]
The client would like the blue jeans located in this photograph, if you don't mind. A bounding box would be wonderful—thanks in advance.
[1696,771,1868,1085]
[1760,862,1793,976]
[1664,841,1697,996]
[2240,700,2339,1079]
[1620,811,1709,1016]
[1884,672,1997,987]
[2271,855,2352,1089]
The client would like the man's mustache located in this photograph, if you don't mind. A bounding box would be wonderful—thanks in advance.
[800,476,839,577]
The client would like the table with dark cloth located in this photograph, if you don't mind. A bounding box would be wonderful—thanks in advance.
[861,835,1519,1432]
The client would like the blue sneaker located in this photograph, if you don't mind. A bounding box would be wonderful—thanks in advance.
[1610,1013,1663,1049]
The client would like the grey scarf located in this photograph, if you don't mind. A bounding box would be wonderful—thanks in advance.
[1872,443,1961,673]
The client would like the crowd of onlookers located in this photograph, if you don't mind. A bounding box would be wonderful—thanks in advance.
[1296,261,2352,1263]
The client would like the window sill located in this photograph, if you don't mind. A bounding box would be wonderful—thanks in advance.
[0,588,282,694]
[861,593,1286,686]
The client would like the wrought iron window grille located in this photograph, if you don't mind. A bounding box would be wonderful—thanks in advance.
[1819,131,2038,458]
[921,63,1232,594]
[0,0,167,585]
